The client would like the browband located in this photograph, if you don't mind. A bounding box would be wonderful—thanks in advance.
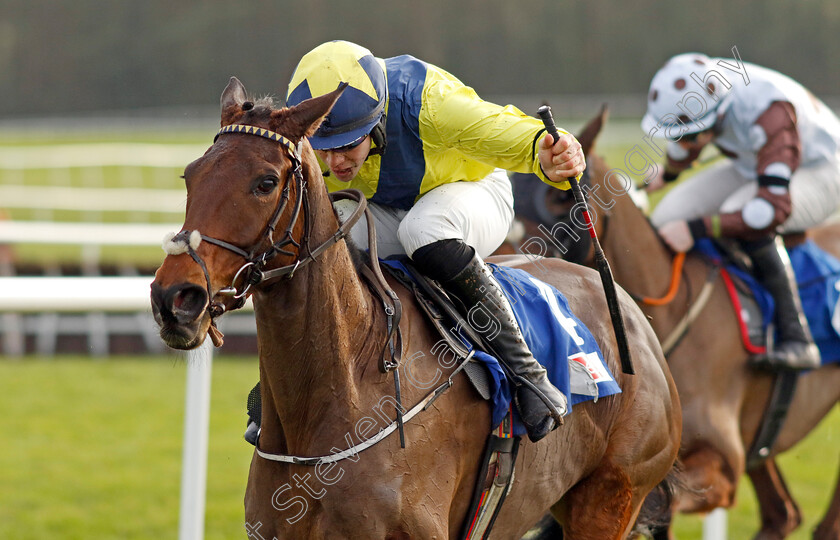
[215,124,298,158]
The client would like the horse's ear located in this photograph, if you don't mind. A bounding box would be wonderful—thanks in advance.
[273,83,348,141]
[220,77,247,126]
[577,103,609,157]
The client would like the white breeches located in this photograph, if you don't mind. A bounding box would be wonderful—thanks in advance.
[650,155,840,233]
[333,169,515,259]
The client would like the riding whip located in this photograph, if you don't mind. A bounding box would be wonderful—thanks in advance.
[537,105,634,375]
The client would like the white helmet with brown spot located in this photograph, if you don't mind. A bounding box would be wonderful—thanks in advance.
[642,53,733,139]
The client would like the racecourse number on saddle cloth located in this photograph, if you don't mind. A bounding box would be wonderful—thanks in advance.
[512,165,840,368]
[242,254,625,441]
[241,250,625,537]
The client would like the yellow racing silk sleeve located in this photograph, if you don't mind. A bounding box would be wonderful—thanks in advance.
[419,68,572,191]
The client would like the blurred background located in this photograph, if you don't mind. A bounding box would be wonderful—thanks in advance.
[3,0,840,121]
[1,1,838,539]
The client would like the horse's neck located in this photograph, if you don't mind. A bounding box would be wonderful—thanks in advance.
[252,186,384,452]
[602,192,697,325]
[603,195,671,288]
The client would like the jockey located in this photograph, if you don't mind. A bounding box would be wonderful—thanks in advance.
[285,40,585,442]
[643,52,840,371]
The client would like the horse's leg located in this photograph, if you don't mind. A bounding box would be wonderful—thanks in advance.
[551,461,642,540]
[747,459,802,540]
[641,486,676,540]
[676,442,741,513]
[814,451,840,540]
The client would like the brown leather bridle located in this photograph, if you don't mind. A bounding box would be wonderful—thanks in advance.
[172,124,402,374]
[175,122,408,443]
[173,124,370,335]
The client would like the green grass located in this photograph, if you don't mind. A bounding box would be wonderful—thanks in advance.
[0,355,257,540]
[0,355,837,539]
[3,124,839,539]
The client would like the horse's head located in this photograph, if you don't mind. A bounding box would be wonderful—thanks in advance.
[150,77,344,349]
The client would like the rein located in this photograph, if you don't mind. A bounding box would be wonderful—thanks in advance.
[660,265,718,356]
[197,126,401,371]
[256,351,475,465]
[618,237,718,356]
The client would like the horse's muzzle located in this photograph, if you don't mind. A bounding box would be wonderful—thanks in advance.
[150,281,209,349]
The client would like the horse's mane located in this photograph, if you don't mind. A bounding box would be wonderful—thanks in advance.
[342,234,370,274]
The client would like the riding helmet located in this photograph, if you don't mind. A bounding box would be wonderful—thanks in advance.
[641,53,733,139]
[286,40,387,151]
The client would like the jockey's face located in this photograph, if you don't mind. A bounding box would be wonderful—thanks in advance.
[315,135,372,182]
[677,129,715,151]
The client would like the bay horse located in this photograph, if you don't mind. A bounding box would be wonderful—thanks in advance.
[504,107,840,539]
[150,78,681,539]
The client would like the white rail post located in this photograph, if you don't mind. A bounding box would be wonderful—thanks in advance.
[178,337,214,540]
[703,508,728,540]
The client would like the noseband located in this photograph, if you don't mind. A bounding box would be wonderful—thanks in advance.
[170,123,367,325]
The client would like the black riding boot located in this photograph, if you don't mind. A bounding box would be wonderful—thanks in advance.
[743,237,821,371]
[412,240,567,442]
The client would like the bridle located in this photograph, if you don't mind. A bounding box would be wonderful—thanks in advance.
[170,123,368,329]
[171,121,420,457]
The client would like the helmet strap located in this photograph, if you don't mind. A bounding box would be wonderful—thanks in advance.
[367,115,388,156]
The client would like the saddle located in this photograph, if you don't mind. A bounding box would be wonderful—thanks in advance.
[242,251,623,538]
[699,239,771,352]
[379,257,495,398]
[243,187,620,537]
[699,237,840,362]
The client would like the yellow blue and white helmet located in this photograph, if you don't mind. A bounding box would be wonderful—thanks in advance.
[286,40,387,151]
[641,53,732,138]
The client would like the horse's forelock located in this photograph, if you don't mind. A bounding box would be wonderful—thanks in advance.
[221,96,277,127]
[252,96,277,112]
[239,97,277,124]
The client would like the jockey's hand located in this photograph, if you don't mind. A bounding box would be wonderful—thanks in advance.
[757,186,792,227]
[538,132,585,183]
[658,220,694,253]
[645,166,667,193]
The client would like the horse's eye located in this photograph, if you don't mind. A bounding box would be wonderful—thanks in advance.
[255,177,278,195]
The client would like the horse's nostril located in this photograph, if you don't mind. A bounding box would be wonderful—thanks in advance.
[169,285,209,324]
[173,292,187,310]
[152,282,208,325]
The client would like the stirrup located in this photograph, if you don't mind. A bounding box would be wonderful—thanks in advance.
[750,341,820,371]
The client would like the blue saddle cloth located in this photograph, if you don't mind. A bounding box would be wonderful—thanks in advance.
[694,238,840,365]
[381,260,622,436]
[790,241,840,364]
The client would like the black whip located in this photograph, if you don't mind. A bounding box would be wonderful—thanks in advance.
[537,105,634,375]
